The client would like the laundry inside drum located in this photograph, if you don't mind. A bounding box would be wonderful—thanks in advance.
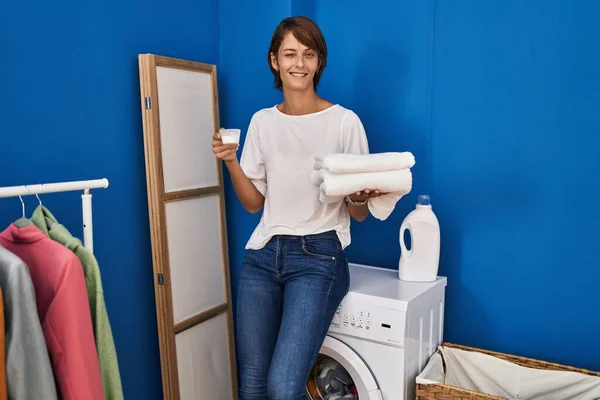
[305,354,358,400]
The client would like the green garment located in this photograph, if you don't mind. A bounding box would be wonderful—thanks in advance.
[31,205,124,400]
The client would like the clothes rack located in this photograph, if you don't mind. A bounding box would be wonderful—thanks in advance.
[0,178,109,253]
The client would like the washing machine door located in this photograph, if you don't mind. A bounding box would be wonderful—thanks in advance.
[319,335,383,400]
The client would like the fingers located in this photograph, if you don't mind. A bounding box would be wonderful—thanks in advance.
[213,143,238,153]
[213,128,224,140]
[351,189,383,201]
[215,149,237,159]
[214,141,239,159]
[213,141,240,154]
[362,189,381,198]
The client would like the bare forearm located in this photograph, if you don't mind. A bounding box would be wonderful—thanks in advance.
[347,202,369,222]
[225,159,264,213]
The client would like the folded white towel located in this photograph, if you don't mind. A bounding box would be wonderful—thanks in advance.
[317,169,412,197]
[310,169,413,220]
[314,152,415,174]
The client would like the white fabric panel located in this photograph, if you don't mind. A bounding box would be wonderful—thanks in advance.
[176,313,232,400]
[156,66,217,192]
[417,346,600,400]
[165,195,226,323]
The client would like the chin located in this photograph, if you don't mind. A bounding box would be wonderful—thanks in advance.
[284,81,313,92]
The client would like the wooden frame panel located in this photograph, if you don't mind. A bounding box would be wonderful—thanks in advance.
[138,53,237,400]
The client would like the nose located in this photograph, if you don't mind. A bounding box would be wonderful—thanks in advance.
[295,55,304,68]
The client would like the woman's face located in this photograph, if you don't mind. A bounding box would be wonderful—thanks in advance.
[271,32,319,92]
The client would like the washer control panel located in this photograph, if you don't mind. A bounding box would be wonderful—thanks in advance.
[328,295,406,347]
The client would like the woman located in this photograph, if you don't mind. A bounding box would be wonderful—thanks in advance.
[213,16,380,400]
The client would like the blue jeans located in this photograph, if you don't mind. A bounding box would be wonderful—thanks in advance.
[236,230,350,400]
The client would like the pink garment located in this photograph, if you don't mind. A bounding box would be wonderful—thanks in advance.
[0,224,104,400]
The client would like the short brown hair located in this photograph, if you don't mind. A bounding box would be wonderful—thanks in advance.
[267,16,328,91]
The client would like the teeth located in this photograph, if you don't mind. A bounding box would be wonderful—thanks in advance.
[291,72,306,77]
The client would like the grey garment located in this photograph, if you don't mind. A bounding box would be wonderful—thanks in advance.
[319,369,354,399]
[0,245,58,400]
[317,358,355,399]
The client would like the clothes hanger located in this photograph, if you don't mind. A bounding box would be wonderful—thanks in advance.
[37,192,54,229]
[14,190,33,228]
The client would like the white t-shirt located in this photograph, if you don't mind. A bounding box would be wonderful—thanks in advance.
[239,104,369,250]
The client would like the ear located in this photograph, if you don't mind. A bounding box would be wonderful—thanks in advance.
[270,52,279,71]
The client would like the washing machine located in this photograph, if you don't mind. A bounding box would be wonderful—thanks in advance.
[318,262,447,400]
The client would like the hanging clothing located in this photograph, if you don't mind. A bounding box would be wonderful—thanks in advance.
[0,285,6,400]
[0,224,104,400]
[31,205,124,400]
[0,245,58,400]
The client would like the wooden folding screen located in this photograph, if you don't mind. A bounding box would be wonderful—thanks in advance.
[138,54,237,400]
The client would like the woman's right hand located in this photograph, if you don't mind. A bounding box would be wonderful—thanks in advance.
[212,129,239,163]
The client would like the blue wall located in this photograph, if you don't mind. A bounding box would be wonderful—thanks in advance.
[2,0,599,398]
[429,0,600,369]
[0,0,218,398]
[312,0,600,370]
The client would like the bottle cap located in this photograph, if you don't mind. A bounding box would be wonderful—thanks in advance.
[418,194,431,206]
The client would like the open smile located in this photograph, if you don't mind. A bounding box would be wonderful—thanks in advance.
[289,72,308,77]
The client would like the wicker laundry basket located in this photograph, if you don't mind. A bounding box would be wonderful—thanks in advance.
[416,342,600,400]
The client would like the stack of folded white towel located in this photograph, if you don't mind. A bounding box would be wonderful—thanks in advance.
[310,152,415,221]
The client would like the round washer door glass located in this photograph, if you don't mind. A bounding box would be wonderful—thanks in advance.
[318,335,383,400]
